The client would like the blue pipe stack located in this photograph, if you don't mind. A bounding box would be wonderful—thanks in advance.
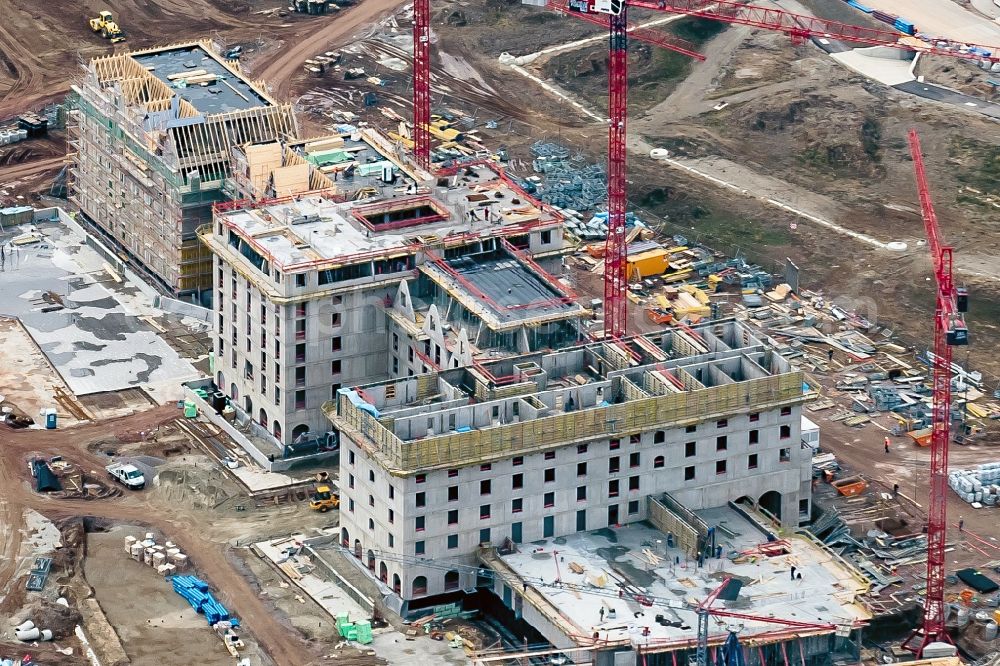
[170,575,239,627]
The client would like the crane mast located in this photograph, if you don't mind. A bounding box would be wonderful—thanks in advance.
[605,9,629,339]
[903,128,968,654]
[412,0,431,169]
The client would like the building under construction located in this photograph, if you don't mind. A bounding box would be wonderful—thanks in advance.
[331,320,824,601]
[69,41,297,298]
[201,138,579,453]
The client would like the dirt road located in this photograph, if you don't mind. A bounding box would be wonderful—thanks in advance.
[252,0,409,99]
[0,409,324,666]
[815,411,1000,571]
[0,155,64,182]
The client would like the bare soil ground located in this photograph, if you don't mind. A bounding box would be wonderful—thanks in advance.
[0,407,364,665]
[0,0,408,199]
[85,527,236,665]
[0,134,66,204]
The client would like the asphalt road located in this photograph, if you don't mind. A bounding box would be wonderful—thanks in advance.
[970,0,1000,20]
[809,36,1000,121]
[895,79,1000,118]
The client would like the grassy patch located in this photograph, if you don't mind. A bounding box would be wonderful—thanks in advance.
[546,16,728,115]
[636,186,792,253]
[950,136,1000,194]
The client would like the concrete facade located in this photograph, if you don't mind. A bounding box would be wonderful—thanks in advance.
[332,321,815,602]
[203,162,573,450]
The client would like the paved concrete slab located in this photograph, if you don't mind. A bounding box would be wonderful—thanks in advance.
[830,48,916,86]
[498,507,869,647]
[0,220,200,398]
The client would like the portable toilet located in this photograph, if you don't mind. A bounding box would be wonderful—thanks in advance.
[44,408,57,429]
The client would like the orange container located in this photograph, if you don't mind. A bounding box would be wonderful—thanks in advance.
[961,589,975,605]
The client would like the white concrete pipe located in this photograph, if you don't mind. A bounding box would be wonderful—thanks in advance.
[15,620,35,632]
[16,627,40,641]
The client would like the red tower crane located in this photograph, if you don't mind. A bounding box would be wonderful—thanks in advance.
[565,0,1000,338]
[410,0,705,170]
[412,0,431,169]
[900,128,968,654]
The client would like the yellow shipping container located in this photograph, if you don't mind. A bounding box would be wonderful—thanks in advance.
[627,248,671,279]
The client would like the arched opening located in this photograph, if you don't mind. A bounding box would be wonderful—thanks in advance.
[244,395,253,415]
[379,561,388,583]
[653,455,665,469]
[367,549,376,572]
[444,570,460,592]
[392,573,401,595]
[230,382,239,401]
[759,490,782,520]
[341,527,350,548]
[412,576,427,596]
[353,539,362,559]
[292,424,310,440]
[273,420,282,441]
[734,495,754,508]
[259,408,267,427]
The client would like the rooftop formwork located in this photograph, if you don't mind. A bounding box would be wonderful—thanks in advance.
[69,40,298,297]
[329,319,815,474]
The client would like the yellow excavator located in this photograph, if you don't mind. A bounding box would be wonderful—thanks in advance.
[89,10,126,44]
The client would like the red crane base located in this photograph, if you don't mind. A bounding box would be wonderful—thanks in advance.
[902,625,953,656]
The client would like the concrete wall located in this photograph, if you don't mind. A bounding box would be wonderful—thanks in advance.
[156,295,211,322]
[210,221,560,447]
[213,255,394,446]
[340,403,811,602]
[494,577,592,664]
[182,381,333,471]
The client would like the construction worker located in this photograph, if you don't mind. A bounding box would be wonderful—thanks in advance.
[893,483,900,496]
[959,518,965,532]
[827,349,834,363]
[884,436,891,454]
[790,565,797,580]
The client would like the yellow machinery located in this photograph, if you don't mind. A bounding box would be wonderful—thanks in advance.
[310,485,339,512]
[89,11,126,43]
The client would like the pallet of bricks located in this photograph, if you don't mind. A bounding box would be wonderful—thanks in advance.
[125,532,189,575]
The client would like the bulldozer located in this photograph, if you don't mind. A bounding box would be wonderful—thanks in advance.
[89,10,126,43]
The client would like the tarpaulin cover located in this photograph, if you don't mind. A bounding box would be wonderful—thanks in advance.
[716,631,746,666]
[957,568,999,593]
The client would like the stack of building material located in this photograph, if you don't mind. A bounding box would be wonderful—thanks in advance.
[124,532,187,575]
[950,464,1000,506]
[527,140,607,212]
[171,575,236,626]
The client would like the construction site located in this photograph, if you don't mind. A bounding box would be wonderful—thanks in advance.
[3,0,1000,664]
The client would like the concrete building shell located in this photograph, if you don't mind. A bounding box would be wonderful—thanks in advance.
[329,320,816,603]
[201,160,577,452]
[69,41,297,297]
